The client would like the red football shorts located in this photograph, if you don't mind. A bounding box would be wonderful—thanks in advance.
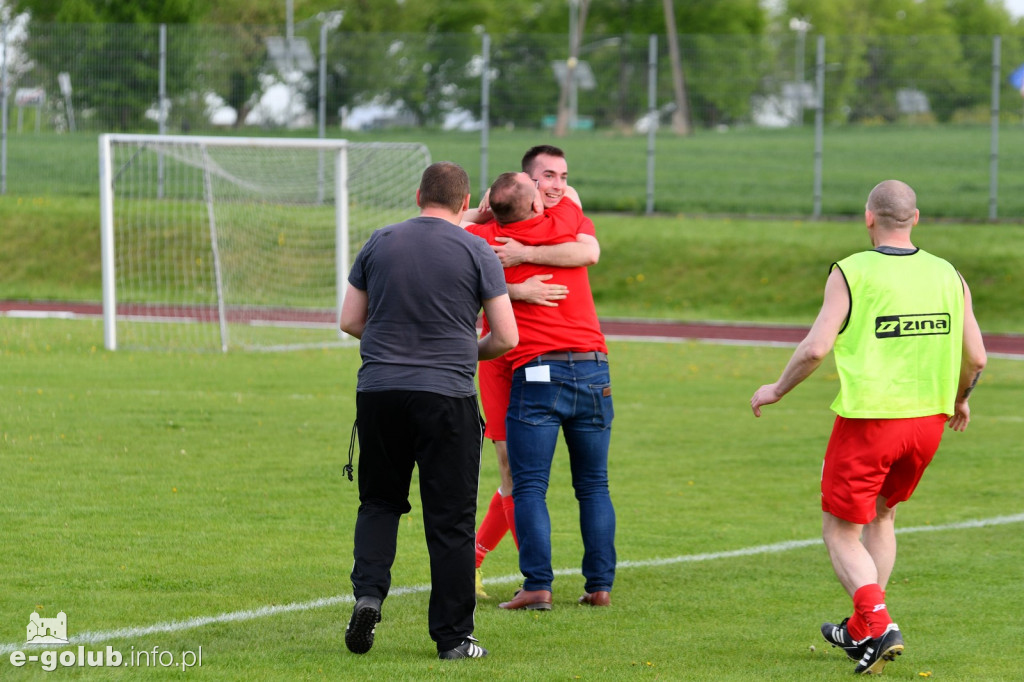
[478,354,513,441]
[821,414,948,524]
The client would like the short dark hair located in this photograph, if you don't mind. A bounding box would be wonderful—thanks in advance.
[521,145,565,175]
[418,162,470,213]
[489,172,535,225]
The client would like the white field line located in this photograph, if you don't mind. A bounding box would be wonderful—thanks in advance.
[2,512,1021,656]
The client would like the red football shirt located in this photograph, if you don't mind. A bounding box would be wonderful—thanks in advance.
[466,198,606,369]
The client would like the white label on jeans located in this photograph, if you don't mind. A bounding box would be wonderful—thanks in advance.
[525,365,551,382]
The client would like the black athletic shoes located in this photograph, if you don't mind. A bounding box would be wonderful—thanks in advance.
[821,618,905,675]
[821,617,864,660]
[438,636,489,660]
[344,596,382,655]
[853,623,904,675]
[346,595,488,660]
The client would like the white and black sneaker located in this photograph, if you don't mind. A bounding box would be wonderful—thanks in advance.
[853,623,904,675]
[438,635,488,660]
[821,617,866,660]
[345,596,382,655]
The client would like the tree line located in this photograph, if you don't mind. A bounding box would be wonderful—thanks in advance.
[6,0,1024,133]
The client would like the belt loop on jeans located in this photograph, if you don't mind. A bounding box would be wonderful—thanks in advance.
[534,351,608,364]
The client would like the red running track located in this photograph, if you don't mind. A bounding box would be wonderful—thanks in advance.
[3,300,1023,357]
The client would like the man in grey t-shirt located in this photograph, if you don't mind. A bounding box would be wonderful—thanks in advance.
[339,161,517,660]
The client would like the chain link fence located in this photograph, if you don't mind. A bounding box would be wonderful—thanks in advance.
[3,22,1024,218]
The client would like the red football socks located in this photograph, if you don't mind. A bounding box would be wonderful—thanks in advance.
[502,494,518,549]
[475,489,508,567]
[849,584,892,640]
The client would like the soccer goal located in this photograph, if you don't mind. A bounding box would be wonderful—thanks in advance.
[99,134,430,352]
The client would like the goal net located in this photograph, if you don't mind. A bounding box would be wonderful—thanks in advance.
[99,134,429,352]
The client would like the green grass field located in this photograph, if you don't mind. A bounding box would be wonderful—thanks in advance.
[3,121,1023,677]
[1,317,1022,680]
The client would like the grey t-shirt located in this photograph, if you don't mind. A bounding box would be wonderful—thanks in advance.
[348,216,507,397]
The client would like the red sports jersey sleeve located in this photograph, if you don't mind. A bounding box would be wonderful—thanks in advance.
[466,198,606,369]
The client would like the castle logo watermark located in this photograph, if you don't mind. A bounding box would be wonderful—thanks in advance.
[9,611,202,672]
[26,612,68,646]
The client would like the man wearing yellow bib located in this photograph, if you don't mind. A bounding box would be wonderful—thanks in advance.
[749,180,987,675]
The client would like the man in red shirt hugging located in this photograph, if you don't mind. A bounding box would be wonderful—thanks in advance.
[465,171,616,610]
[467,146,600,600]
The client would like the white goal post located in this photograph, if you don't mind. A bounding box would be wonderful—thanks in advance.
[99,134,430,352]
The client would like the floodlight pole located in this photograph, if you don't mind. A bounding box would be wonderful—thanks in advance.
[812,36,825,219]
[568,0,579,129]
[316,12,343,204]
[286,0,294,45]
[285,0,294,126]
[989,35,1001,221]
[645,35,657,216]
[480,32,491,197]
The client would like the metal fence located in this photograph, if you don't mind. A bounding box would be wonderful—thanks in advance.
[3,21,1024,218]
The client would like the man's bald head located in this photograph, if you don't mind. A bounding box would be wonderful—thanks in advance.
[489,172,539,225]
[867,180,918,230]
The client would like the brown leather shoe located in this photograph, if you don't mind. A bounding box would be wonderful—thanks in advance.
[578,591,611,606]
[499,589,552,610]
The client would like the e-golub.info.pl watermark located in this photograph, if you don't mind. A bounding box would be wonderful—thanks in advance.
[8,611,202,672]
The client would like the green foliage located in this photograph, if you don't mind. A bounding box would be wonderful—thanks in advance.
[49,0,96,22]
[16,0,201,23]
[10,7,1024,135]
[20,22,198,132]
[786,0,1024,124]
[486,32,566,128]
[201,0,304,26]
[181,24,277,130]
[675,0,766,34]
[680,32,767,125]
[14,0,1024,133]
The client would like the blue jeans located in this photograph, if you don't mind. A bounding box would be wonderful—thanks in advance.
[506,356,616,594]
